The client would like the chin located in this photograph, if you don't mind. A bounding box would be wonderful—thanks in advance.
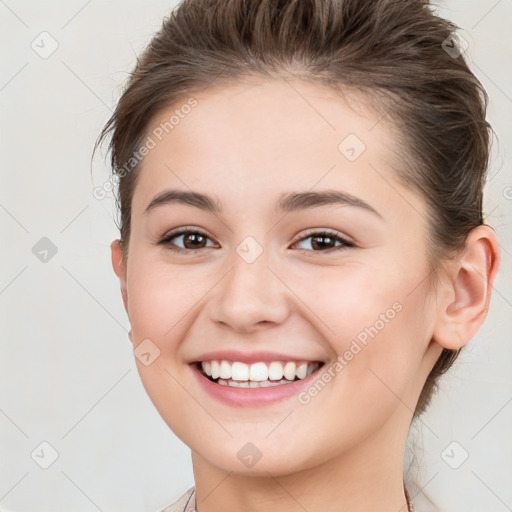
[193,441,316,477]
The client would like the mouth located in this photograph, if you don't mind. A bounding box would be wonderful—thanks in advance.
[194,359,325,388]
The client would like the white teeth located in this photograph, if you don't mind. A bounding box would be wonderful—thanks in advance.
[200,359,321,385]
[268,361,284,380]
[296,362,308,379]
[249,362,268,381]
[219,360,231,379]
[210,360,220,379]
[231,361,249,381]
[283,362,296,380]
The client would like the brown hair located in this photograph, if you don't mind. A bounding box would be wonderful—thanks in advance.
[96,0,493,420]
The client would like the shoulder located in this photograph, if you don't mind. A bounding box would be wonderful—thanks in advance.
[160,486,196,512]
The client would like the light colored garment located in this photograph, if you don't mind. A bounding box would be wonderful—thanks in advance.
[161,486,195,512]
[161,485,416,511]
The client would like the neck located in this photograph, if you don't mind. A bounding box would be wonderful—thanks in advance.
[191,405,412,512]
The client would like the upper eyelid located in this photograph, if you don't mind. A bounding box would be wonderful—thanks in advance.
[160,227,353,247]
[292,230,354,249]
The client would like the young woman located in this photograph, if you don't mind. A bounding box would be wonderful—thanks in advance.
[99,0,501,510]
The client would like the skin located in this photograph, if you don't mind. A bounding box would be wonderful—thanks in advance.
[111,78,500,512]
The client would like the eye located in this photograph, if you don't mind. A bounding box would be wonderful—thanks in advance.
[157,227,217,253]
[156,227,354,254]
[291,229,354,253]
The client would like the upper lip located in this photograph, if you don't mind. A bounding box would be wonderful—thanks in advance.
[190,350,325,364]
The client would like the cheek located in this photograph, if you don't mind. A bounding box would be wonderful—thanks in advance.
[126,258,206,351]
[295,261,431,392]
[125,258,199,436]
[290,262,399,345]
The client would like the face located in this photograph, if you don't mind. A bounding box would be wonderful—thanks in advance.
[112,78,444,476]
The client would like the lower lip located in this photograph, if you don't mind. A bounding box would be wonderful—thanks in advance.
[190,362,324,407]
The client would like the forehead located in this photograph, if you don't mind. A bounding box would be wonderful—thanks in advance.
[131,78,421,221]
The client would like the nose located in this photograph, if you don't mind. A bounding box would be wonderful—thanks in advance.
[209,245,291,333]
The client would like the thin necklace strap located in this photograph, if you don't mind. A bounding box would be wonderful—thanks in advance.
[404,481,415,512]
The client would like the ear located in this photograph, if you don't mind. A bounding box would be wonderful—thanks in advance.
[111,239,132,342]
[432,225,500,350]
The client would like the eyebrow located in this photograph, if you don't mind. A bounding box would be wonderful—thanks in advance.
[144,188,383,219]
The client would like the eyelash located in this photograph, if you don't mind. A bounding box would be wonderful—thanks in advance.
[156,227,354,254]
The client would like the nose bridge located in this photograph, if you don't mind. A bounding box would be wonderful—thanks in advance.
[230,237,270,292]
[212,235,289,329]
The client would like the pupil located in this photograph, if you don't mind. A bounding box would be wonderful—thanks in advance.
[312,235,333,250]
[185,233,205,249]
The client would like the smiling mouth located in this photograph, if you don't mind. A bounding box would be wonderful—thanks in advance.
[195,360,325,388]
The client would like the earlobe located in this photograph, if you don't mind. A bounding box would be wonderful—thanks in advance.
[110,239,129,314]
[432,225,500,351]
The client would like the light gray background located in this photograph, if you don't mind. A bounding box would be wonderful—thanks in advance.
[0,1,511,511]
